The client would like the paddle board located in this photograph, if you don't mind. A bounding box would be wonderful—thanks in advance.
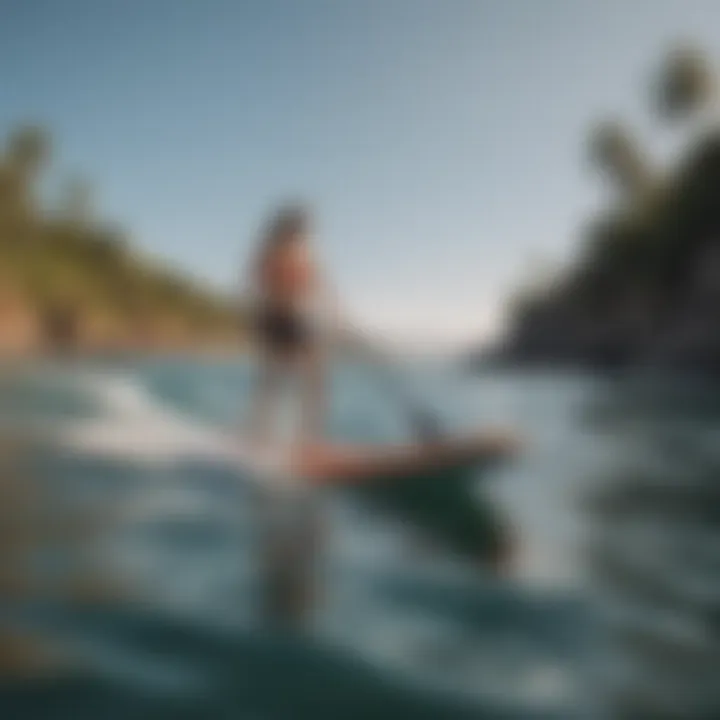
[302,430,519,567]
[255,428,520,569]
[56,417,520,567]
[288,429,519,485]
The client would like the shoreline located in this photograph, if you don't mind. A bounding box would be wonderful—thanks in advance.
[0,340,252,363]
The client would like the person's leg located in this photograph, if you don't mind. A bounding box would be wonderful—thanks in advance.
[245,352,285,446]
[270,350,327,629]
[297,347,326,447]
[260,500,322,631]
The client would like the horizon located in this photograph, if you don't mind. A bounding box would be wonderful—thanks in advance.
[3,1,720,348]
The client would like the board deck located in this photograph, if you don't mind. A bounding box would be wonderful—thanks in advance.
[57,413,519,489]
[291,429,520,485]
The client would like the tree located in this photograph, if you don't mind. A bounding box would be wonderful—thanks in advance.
[5,125,50,179]
[588,120,651,197]
[0,123,242,351]
[59,176,94,226]
[653,44,715,123]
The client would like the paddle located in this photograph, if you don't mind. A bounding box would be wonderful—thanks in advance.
[317,280,445,442]
[373,363,446,442]
[337,327,445,443]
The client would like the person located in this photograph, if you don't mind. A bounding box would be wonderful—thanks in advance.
[239,203,339,628]
[242,204,336,449]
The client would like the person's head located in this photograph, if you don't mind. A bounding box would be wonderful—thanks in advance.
[261,203,311,252]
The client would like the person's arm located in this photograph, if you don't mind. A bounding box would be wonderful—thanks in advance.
[236,250,265,320]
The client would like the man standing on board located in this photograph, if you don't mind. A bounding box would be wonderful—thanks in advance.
[240,203,340,628]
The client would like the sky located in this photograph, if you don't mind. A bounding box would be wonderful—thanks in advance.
[2,0,720,349]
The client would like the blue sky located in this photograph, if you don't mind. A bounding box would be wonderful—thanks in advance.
[2,0,720,347]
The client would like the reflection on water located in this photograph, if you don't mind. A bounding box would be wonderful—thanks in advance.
[1,362,719,718]
[0,432,130,684]
[582,377,720,719]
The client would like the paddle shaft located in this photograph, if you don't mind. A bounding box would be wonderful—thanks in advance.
[372,363,445,441]
[318,285,444,440]
[339,328,444,441]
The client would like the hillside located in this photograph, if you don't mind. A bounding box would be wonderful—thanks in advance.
[0,125,244,356]
[486,46,720,374]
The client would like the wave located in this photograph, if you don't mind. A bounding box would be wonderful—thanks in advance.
[46,369,248,467]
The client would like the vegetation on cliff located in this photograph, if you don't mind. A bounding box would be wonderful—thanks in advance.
[0,125,242,354]
[495,45,720,372]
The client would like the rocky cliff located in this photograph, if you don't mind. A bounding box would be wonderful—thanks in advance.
[486,47,720,375]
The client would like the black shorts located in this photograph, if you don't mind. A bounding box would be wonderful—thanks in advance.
[254,306,313,354]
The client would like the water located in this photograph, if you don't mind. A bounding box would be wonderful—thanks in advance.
[0,357,718,719]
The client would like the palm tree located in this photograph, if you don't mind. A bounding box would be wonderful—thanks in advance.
[588,120,651,197]
[1,126,50,242]
[653,44,715,124]
[5,125,50,179]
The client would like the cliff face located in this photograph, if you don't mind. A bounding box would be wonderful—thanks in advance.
[0,289,40,355]
[0,125,244,356]
[490,55,720,375]
[0,271,244,359]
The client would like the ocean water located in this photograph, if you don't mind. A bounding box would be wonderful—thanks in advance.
[0,357,718,719]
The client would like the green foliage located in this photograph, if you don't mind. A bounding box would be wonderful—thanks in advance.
[588,119,651,196]
[581,48,720,301]
[6,125,50,177]
[506,44,720,356]
[654,44,714,122]
[0,124,241,349]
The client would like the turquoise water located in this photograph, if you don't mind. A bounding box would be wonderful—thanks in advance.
[1,358,718,718]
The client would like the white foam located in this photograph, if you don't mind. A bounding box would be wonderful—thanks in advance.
[52,370,290,484]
